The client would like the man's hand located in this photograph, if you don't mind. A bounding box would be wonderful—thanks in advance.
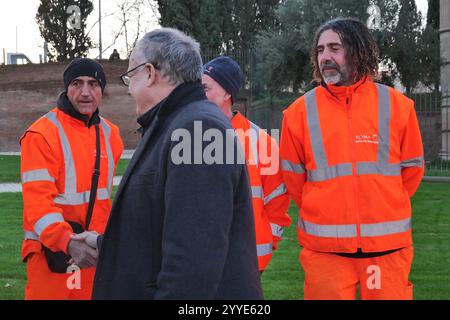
[71,231,99,249]
[67,231,100,269]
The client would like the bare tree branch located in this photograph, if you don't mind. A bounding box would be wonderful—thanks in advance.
[96,0,158,59]
[85,10,118,38]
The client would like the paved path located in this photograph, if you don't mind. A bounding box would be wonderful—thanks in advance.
[0,176,123,193]
[0,150,135,159]
[0,151,133,193]
[1,176,449,193]
[1,148,449,192]
[0,183,22,193]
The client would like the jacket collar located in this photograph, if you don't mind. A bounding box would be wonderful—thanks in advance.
[136,81,206,135]
[320,77,369,102]
[157,81,206,117]
[57,92,100,127]
[231,110,244,125]
[136,101,161,136]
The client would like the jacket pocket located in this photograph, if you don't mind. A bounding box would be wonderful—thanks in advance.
[22,240,42,263]
[144,281,158,300]
[145,281,157,288]
[129,172,158,186]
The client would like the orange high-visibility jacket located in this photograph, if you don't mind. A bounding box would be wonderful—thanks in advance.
[20,108,123,261]
[232,112,291,270]
[280,79,424,253]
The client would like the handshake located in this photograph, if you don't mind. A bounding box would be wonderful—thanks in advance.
[67,231,101,269]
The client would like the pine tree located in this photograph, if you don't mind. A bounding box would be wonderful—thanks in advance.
[157,0,223,50]
[156,0,279,52]
[255,0,376,94]
[36,0,93,62]
[255,0,430,94]
[390,0,423,94]
[427,0,439,30]
[421,0,440,91]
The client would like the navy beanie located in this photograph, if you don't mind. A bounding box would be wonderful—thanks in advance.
[203,56,244,104]
[63,58,107,93]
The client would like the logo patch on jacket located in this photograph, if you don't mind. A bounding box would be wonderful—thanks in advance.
[355,134,379,144]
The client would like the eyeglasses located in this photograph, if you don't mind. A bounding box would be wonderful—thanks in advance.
[120,62,158,86]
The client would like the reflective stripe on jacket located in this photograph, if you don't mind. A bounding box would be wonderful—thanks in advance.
[232,112,291,270]
[280,79,424,253]
[20,108,123,260]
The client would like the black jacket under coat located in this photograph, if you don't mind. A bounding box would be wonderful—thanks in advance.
[92,82,263,300]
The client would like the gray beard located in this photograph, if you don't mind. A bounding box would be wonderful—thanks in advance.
[323,73,343,85]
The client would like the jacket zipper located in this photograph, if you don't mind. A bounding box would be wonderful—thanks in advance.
[346,90,362,248]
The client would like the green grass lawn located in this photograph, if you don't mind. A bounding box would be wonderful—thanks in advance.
[1,154,449,180]
[0,153,444,179]
[0,156,21,183]
[0,156,130,183]
[426,169,450,177]
[115,159,130,177]
[0,192,26,299]
[407,182,450,300]
[262,182,450,300]
[0,182,449,300]
[426,160,450,177]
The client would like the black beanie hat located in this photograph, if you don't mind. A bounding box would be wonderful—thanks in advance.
[63,58,107,93]
[203,56,244,104]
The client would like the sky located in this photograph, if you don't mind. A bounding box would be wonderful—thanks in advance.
[0,0,159,63]
[0,0,429,64]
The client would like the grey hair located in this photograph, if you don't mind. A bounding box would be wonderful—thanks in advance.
[135,28,203,85]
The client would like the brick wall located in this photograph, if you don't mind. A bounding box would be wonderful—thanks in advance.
[0,60,140,151]
[0,60,249,152]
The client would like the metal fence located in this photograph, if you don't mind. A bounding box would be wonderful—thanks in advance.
[201,48,254,94]
[247,89,450,176]
[200,46,449,176]
[408,90,449,175]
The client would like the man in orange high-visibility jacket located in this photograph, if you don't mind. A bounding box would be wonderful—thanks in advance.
[20,58,123,299]
[280,18,424,300]
[203,56,291,271]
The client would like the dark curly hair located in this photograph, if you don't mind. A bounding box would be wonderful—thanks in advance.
[311,18,380,83]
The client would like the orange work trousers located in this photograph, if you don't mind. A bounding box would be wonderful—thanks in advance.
[25,251,95,300]
[300,246,414,300]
